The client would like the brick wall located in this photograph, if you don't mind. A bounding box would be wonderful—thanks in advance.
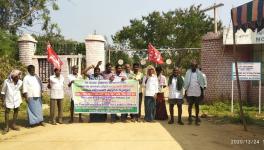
[249,83,263,104]
[201,32,253,103]
[85,35,106,74]
[18,42,35,66]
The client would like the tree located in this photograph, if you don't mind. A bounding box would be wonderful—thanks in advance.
[0,0,59,34]
[0,29,18,58]
[0,0,60,59]
[112,5,222,69]
[106,51,133,66]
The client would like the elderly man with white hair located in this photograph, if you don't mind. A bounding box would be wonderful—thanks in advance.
[142,65,159,122]
[1,70,23,134]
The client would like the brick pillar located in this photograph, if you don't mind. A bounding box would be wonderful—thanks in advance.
[18,34,37,66]
[85,35,105,73]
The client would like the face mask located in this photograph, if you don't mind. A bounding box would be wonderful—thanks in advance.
[191,68,196,72]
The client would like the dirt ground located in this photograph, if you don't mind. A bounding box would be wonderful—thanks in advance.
[0,105,264,150]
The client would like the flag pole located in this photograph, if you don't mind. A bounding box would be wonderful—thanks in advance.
[232,29,247,131]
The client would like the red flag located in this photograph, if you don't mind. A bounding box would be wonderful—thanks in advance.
[47,43,63,69]
[148,43,164,64]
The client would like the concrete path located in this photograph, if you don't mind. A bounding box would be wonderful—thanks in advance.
[0,105,264,150]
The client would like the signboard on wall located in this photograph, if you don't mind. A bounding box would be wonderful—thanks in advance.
[232,62,261,80]
[223,28,264,45]
[231,62,262,114]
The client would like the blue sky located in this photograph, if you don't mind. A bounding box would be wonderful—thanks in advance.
[28,0,251,42]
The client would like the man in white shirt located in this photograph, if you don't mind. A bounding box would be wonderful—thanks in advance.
[142,65,159,122]
[23,65,45,127]
[184,60,205,126]
[1,70,22,134]
[68,65,83,123]
[168,67,184,125]
[48,68,64,125]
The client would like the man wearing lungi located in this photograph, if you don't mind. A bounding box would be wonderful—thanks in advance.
[23,65,45,127]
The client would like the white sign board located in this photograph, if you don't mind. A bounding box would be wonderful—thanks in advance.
[223,28,264,45]
[232,62,261,81]
[231,62,262,114]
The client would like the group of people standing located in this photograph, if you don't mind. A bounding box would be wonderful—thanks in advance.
[1,66,45,134]
[1,60,206,134]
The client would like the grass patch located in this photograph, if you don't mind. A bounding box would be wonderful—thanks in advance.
[200,102,264,126]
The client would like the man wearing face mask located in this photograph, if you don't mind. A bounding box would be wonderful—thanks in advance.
[184,60,205,126]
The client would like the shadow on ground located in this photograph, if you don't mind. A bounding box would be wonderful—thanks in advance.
[158,115,264,150]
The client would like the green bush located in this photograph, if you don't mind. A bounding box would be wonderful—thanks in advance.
[62,96,71,112]
[201,101,264,126]
[229,112,256,125]
[42,92,50,104]
[0,29,18,58]
[213,102,230,112]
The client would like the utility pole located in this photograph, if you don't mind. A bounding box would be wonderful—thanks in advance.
[202,3,224,33]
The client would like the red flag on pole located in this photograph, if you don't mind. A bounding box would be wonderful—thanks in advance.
[47,43,63,69]
[147,43,164,64]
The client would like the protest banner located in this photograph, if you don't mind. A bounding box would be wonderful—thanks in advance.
[72,80,139,113]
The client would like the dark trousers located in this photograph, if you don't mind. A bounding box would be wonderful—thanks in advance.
[5,107,19,128]
[70,99,82,120]
[144,96,156,121]
[121,114,128,121]
[50,99,63,123]
[169,103,182,122]
[90,113,107,122]
[187,96,200,120]
[111,114,118,121]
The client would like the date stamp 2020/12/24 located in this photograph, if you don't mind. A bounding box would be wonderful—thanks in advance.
[231,139,264,145]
